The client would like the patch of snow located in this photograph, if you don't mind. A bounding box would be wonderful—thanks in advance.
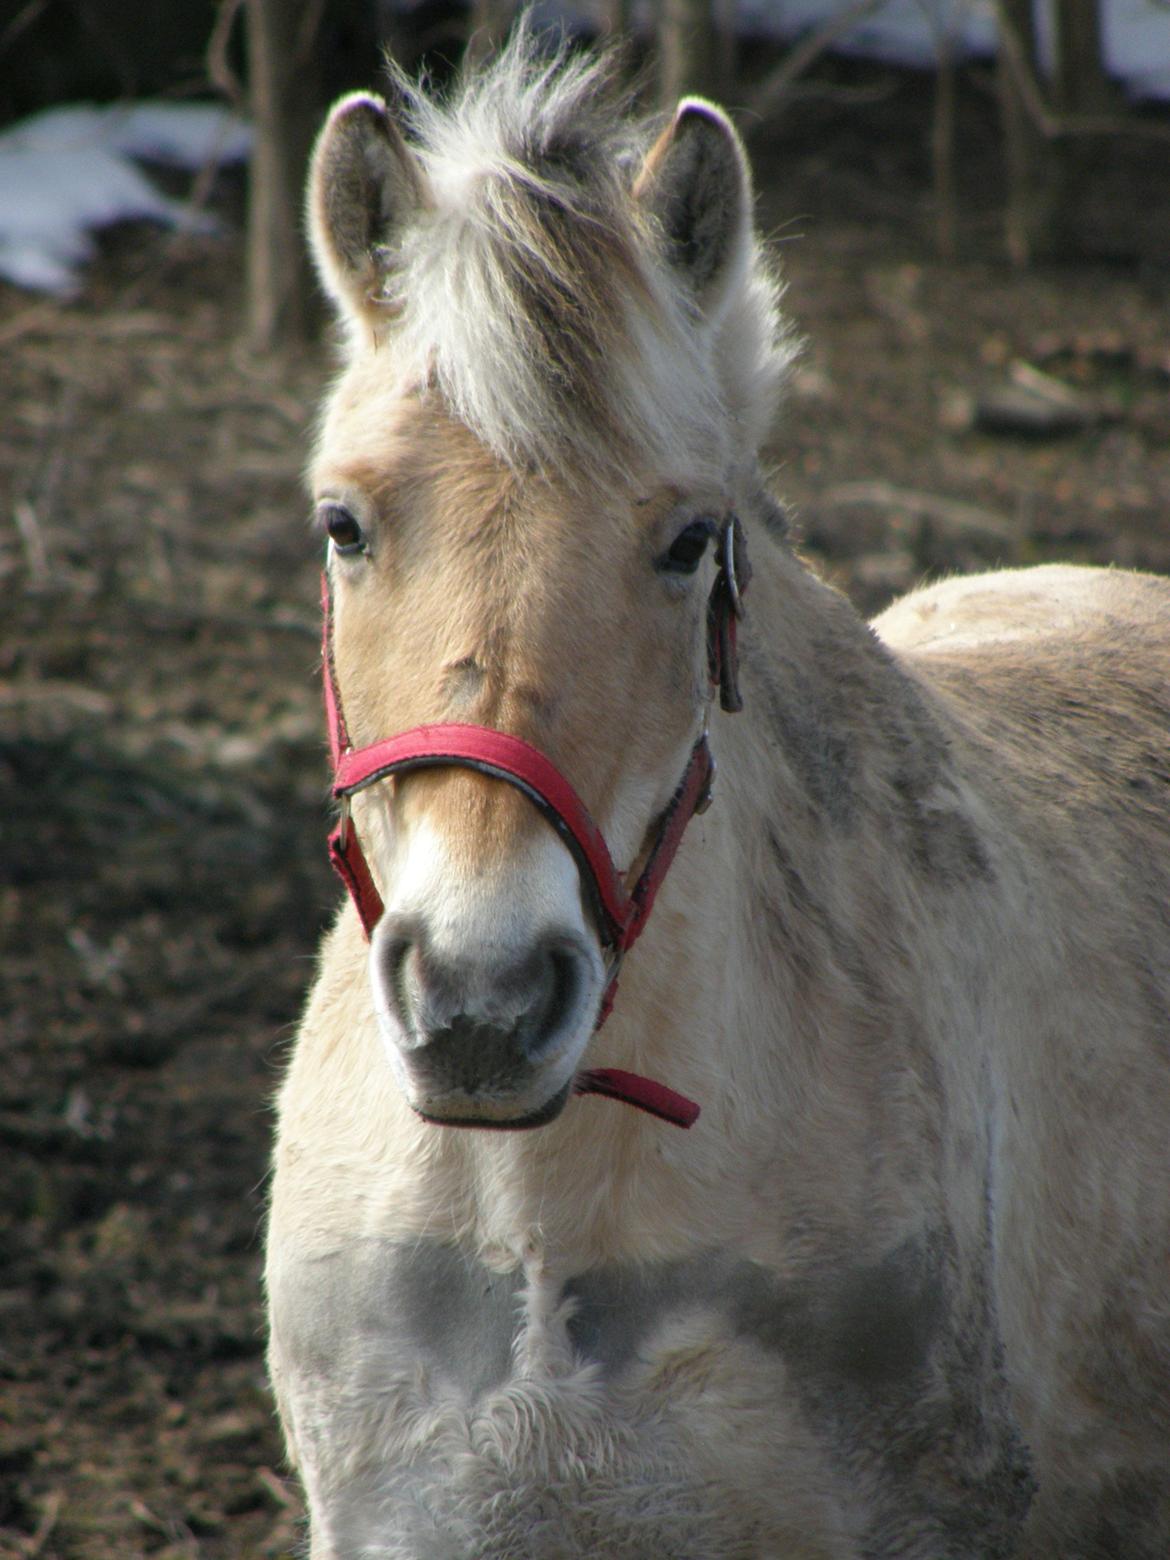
[0,102,250,297]
[1100,0,1170,101]
[548,0,1170,93]
[103,102,253,166]
[740,0,1169,95]
[1,3,1165,298]
[739,0,998,69]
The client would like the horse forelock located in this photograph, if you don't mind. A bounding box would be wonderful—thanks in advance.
[349,31,791,486]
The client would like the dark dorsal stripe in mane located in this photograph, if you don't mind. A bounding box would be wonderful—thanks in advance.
[387,40,686,479]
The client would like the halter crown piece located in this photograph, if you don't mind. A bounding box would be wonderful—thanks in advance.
[321,515,751,1130]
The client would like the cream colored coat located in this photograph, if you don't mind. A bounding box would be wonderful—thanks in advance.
[267,33,1170,1560]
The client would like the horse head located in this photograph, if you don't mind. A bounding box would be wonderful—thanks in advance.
[305,46,790,1128]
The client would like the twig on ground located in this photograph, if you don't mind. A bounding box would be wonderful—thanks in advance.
[0,304,62,350]
[135,602,318,639]
[820,481,1017,541]
[1009,360,1085,406]
[257,1466,301,1509]
[11,502,50,587]
[9,1490,63,1559]
[949,361,1112,437]
[0,679,114,715]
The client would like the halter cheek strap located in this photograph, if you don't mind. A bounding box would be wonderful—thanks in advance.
[320,515,749,1130]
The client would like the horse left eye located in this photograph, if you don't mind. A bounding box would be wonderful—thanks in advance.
[319,502,366,556]
[658,519,716,576]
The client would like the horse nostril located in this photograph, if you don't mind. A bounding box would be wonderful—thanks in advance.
[527,942,582,1055]
[374,918,591,1064]
[377,918,427,1046]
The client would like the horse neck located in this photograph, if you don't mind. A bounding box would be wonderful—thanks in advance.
[728,534,953,856]
[608,528,966,1144]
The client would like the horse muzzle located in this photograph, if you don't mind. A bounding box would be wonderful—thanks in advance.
[374,914,599,1127]
[318,524,751,1131]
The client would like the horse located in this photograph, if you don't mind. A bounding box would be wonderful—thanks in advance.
[265,29,1170,1559]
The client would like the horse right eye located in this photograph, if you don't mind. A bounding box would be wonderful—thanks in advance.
[658,518,716,576]
[319,503,366,556]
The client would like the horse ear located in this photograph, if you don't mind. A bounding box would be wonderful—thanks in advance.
[307,90,430,330]
[634,99,752,318]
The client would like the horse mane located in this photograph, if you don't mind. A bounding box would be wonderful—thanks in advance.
[368,26,795,484]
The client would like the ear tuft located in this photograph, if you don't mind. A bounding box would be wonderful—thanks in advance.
[634,99,752,318]
[307,91,429,331]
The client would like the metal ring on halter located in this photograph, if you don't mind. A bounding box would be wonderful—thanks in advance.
[337,792,352,851]
[694,714,716,815]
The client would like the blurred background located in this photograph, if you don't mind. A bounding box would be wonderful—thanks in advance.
[1,3,1168,1556]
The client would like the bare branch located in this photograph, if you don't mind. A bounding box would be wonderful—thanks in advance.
[293,0,328,69]
[0,0,49,61]
[207,0,247,112]
[995,0,1170,142]
[745,0,894,125]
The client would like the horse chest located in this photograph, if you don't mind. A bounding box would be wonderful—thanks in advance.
[279,1234,941,1406]
[269,1232,1028,1557]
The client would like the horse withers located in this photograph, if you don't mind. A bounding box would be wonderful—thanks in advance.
[265,32,1170,1559]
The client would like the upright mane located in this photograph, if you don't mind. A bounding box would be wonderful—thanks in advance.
[310,26,795,485]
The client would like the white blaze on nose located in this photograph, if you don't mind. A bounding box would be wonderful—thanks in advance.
[368,813,607,1086]
[381,815,594,957]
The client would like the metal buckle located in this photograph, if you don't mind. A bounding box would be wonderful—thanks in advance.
[337,792,352,851]
[694,723,716,814]
[695,750,717,814]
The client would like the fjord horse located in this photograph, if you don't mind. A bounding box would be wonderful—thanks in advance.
[266,33,1170,1558]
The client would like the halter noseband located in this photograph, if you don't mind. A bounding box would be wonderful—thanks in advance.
[321,515,750,1130]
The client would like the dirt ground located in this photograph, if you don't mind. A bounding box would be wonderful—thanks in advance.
[2,66,1168,1560]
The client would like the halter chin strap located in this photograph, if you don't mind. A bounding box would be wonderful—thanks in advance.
[320,515,749,1131]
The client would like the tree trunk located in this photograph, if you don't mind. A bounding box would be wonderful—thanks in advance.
[244,0,320,353]
[931,28,957,260]
[1049,0,1114,256]
[656,0,716,108]
[996,0,1057,266]
[465,0,517,68]
[1053,0,1111,113]
[997,0,1118,265]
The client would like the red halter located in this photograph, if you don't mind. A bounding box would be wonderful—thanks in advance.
[321,516,750,1130]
